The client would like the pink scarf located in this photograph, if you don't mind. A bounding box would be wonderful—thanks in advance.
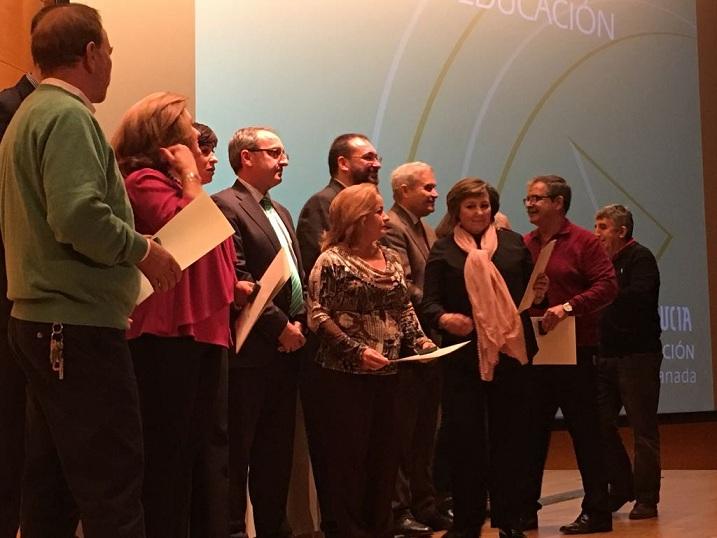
[453,223,527,381]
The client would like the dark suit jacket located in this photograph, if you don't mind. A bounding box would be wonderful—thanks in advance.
[382,204,437,308]
[0,74,36,140]
[213,180,306,367]
[422,228,538,360]
[296,178,345,278]
[0,74,37,328]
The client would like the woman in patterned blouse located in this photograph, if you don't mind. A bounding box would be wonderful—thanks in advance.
[308,183,435,538]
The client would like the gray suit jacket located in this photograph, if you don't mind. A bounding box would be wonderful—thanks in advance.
[296,178,345,278]
[382,204,437,308]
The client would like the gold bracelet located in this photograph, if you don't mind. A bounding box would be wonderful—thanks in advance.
[182,172,200,184]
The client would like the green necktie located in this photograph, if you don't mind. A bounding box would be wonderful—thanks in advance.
[260,197,304,316]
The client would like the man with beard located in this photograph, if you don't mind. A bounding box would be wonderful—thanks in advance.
[295,133,381,537]
[213,127,307,538]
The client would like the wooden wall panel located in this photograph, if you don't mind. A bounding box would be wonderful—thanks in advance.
[0,0,44,87]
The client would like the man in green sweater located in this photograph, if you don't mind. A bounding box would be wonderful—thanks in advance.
[0,4,181,537]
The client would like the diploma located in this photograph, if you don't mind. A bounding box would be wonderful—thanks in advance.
[136,192,234,304]
[234,247,293,353]
[518,239,556,312]
[531,316,577,365]
[394,341,470,363]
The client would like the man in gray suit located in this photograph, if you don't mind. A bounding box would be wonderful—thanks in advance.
[382,162,451,535]
[295,132,381,538]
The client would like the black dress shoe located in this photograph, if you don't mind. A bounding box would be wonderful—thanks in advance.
[559,512,612,535]
[518,512,538,531]
[608,493,634,512]
[418,511,453,531]
[629,502,657,520]
[393,514,432,535]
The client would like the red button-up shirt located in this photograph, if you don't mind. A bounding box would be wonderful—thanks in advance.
[524,219,617,347]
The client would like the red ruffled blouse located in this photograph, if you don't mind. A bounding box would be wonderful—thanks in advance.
[125,168,235,347]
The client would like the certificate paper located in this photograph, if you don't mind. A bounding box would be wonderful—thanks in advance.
[136,192,234,304]
[518,239,556,313]
[394,341,470,363]
[234,247,293,353]
[531,316,577,365]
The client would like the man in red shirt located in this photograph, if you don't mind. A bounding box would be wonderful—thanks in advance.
[522,175,618,535]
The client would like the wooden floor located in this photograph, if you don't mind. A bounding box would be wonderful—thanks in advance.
[37,469,717,538]
[431,469,717,538]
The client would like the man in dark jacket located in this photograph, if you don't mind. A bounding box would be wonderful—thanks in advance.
[594,204,662,521]
[0,69,38,538]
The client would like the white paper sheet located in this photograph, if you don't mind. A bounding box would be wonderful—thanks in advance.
[394,341,471,363]
[518,239,556,313]
[531,316,577,365]
[136,192,235,304]
[234,247,293,353]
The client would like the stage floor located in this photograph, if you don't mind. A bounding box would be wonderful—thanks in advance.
[34,469,717,538]
[434,469,717,537]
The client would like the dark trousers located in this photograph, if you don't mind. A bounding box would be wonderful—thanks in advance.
[298,336,338,535]
[228,357,299,538]
[524,347,609,517]
[9,317,144,538]
[319,367,401,538]
[190,351,229,538]
[596,352,662,505]
[443,347,530,532]
[393,362,442,521]
[129,335,225,538]
[0,324,25,538]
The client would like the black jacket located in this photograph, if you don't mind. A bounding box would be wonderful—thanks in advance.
[422,228,538,361]
[599,241,661,355]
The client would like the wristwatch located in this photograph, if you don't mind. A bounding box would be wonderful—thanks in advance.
[562,301,573,314]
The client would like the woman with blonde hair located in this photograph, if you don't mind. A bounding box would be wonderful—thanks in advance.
[423,178,545,538]
[113,92,245,538]
[308,183,435,538]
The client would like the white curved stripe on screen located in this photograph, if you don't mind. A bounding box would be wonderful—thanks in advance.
[570,140,598,211]
[460,0,696,178]
[371,0,430,146]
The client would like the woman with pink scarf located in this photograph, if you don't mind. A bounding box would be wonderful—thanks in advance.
[422,178,545,538]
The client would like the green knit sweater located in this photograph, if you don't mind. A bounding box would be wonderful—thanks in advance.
[0,84,147,329]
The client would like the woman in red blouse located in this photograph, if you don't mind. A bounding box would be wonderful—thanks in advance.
[113,92,243,538]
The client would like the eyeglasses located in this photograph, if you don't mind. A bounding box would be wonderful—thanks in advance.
[248,147,289,160]
[523,194,553,205]
[351,153,382,164]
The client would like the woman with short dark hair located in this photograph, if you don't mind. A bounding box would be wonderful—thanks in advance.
[423,178,544,538]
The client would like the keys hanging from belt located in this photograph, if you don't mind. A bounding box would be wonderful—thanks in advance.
[50,322,64,380]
